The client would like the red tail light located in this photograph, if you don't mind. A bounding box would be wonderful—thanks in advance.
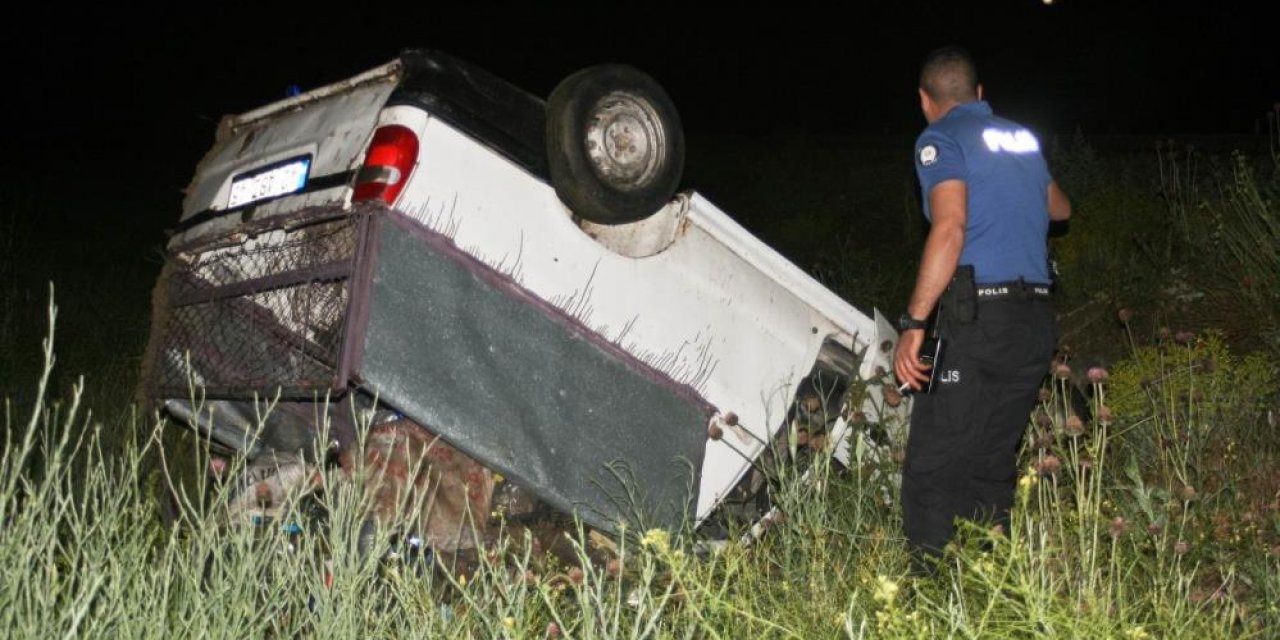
[352,125,419,204]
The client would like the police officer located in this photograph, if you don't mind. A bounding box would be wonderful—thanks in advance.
[894,47,1072,568]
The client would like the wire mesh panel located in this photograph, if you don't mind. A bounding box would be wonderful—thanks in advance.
[145,211,364,397]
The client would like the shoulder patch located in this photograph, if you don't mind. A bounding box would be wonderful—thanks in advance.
[919,144,938,166]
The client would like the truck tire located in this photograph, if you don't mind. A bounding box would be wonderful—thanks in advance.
[546,65,684,225]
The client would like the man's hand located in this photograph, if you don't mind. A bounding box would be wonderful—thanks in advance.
[894,328,932,391]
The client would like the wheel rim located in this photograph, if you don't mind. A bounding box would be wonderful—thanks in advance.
[583,91,667,191]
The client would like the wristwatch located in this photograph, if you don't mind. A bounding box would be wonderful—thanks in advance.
[896,313,927,332]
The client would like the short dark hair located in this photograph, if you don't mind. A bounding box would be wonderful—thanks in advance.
[919,46,979,103]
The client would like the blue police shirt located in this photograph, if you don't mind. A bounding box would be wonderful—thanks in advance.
[914,101,1051,284]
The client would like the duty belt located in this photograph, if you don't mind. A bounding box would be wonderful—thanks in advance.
[975,280,1051,301]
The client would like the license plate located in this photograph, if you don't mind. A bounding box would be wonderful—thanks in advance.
[228,156,312,208]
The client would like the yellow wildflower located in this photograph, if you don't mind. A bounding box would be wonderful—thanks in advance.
[641,528,670,553]
[873,575,899,605]
[1018,469,1038,499]
[976,558,996,576]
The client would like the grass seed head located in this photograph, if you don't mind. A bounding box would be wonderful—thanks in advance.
[1036,454,1062,476]
[1110,516,1128,538]
[1098,405,1113,425]
[1065,415,1085,436]
[1078,457,1094,475]
[1034,430,1054,449]
[1034,410,1052,429]
[883,386,903,407]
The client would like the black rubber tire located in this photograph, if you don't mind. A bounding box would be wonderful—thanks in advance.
[546,65,684,225]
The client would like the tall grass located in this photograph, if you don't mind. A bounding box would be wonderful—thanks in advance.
[3,129,1277,637]
[4,292,1275,638]
[1145,134,1278,355]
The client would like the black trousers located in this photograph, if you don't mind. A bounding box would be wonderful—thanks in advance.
[901,297,1055,557]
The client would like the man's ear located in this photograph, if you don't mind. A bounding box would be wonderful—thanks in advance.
[976,84,985,101]
[919,88,931,117]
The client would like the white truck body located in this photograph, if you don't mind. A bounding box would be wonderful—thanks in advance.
[146,51,901,534]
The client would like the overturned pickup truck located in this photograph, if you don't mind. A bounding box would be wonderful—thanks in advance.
[141,50,901,549]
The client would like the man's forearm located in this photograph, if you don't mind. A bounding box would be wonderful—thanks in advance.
[907,220,964,320]
[907,180,968,320]
[1048,180,1072,221]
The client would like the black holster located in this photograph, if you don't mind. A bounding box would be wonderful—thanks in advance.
[942,265,977,324]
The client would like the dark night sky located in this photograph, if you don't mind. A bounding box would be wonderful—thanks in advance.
[0,2,1275,219]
